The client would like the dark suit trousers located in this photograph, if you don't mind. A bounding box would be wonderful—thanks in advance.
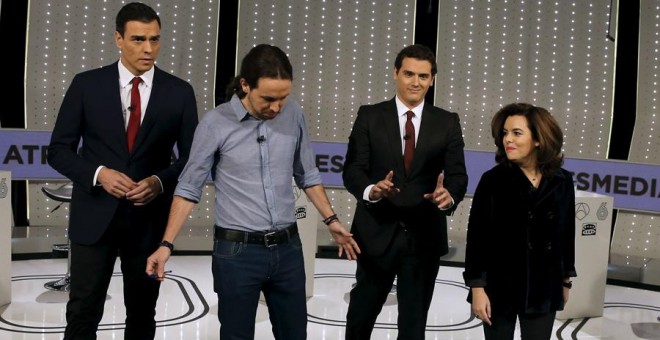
[64,204,161,340]
[345,226,440,340]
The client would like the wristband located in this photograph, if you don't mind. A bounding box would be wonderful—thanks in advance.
[323,214,339,226]
[159,240,174,253]
[562,281,572,289]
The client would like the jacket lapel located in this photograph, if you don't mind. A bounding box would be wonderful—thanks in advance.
[101,63,132,155]
[407,103,436,176]
[130,67,162,156]
[383,99,406,175]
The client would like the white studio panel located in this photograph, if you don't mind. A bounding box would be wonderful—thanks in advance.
[609,1,660,280]
[237,0,415,248]
[611,213,660,259]
[630,0,660,165]
[237,0,415,142]
[23,1,220,233]
[25,0,219,129]
[436,0,615,158]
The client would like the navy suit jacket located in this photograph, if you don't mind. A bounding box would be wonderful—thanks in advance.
[342,98,468,258]
[48,62,198,245]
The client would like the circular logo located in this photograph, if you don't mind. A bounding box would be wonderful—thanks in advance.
[292,183,303,202]
[575,202,590,220]
[597,202,609,221]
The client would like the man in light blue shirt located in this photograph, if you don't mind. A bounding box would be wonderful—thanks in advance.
[146,44,360,340]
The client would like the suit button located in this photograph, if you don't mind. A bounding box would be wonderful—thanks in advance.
[547,242,552,250]
[528,242,533,250]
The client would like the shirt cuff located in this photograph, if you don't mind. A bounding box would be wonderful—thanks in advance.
[362,184,381,203]
[439,197,455,210]
[93,166,105,186]
[152,175,164,193]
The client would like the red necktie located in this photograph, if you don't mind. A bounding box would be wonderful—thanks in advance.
[404,110,415,174]
[126,77,142,152]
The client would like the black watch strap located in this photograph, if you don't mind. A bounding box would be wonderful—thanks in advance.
[159,240,174,253]
[562,280,573,288]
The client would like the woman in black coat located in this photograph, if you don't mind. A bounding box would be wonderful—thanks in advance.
[463,103,577,340]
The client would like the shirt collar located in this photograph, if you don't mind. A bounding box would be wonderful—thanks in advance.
[395,95,424,118]
[118,61,154,88]
[230,94,254,121]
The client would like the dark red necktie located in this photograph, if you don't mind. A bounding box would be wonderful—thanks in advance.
[404,110,415,174]
[126,77,142,152]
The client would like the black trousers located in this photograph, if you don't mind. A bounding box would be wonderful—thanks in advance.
[64,206,161,340]
[345,227,440,340]
[483,306,556,340]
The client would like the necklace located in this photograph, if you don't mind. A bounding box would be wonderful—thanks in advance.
[522,168,540,183]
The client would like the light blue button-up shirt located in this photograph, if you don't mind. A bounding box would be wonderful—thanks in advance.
[175,95,322,232]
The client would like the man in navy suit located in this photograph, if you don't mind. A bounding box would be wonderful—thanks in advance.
[343,44,468,339]
[47,2,198,339]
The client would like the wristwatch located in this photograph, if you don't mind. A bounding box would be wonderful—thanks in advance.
[562,280,573,289]
[159,240,174,253]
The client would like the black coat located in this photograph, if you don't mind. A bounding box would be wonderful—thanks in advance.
[463,162,577,313]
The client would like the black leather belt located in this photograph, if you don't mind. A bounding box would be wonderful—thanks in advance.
[214,223,298,247]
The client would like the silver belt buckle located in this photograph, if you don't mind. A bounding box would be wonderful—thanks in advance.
[263,231,278,247]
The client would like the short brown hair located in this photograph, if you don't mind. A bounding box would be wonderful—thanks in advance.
[491,103,564,177]
[394,44,437,76]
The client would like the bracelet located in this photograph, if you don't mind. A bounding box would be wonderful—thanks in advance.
[562,280,572,289]
[325,217,340,225]
[323,214,339,226]
[322,214,337,224]
[159,240,174,253]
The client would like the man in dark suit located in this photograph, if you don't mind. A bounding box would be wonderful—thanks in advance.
[47,3,198,339]
[343,44,468,339]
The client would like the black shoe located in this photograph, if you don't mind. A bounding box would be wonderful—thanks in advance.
[44,276,70,292]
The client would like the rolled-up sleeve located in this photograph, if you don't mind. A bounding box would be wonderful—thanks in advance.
[174,112,220,203]
[292,104,322,189]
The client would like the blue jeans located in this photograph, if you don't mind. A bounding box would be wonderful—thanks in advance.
[212,232,307,340]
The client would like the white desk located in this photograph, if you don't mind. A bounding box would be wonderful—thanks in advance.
[0,171,11,307]
[293,182,319,298]
[556,190,613,319]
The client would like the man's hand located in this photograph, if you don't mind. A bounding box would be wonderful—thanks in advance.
[327,221,361,260]
[423,173,453,209]
[126,176,162,206]
[145,246,172,282]
[98,167,138,199]
[368,170,400,201]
